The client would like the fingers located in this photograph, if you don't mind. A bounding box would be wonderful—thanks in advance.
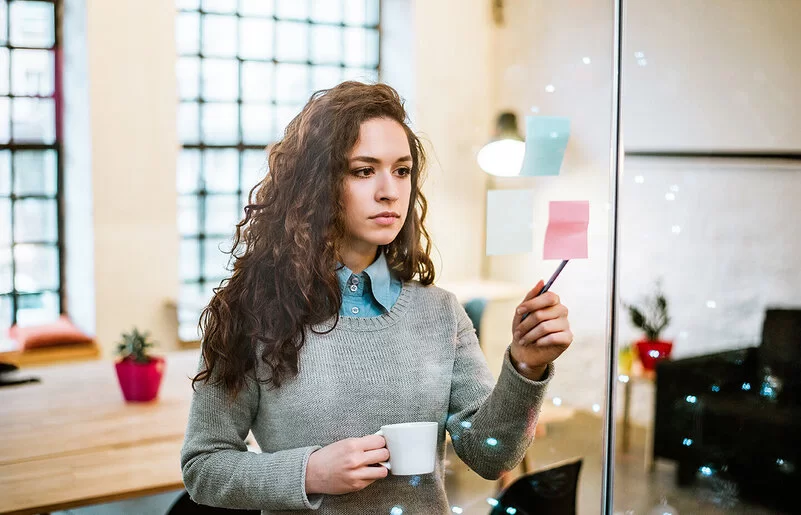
[355,463,390,480]
[517,318,570,346]
[513,280,544,328]
[358,434,387,451]
[513,303,568,338]
[361,447,390,467]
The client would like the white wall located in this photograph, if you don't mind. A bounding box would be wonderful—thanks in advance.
[410,0,493,283]
[623,0,801,152]
[83,0,179,355]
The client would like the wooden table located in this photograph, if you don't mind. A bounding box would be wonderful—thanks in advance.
[0,350,200,515]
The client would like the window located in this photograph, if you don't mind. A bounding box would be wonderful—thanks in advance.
[0,0,62,330]
[176,0,381,341]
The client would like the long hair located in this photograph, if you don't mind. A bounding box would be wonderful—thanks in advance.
[192,82,436,397]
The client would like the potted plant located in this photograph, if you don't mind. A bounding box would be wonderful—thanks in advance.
[114,328,165,402]
[626,283,672,371]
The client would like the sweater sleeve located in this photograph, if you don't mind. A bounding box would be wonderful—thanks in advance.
[444,293,553,480]
[180,358,324,511]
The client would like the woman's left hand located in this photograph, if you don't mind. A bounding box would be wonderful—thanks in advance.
[509,280,573,381]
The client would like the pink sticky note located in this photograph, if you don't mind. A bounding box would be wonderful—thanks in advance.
[543,201,589,259]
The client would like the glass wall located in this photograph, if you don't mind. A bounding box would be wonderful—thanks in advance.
[614,1,801,513]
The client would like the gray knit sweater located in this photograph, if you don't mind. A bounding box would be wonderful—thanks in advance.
[181,281,553,514]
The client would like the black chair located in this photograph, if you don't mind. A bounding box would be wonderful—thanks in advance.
[490,458,583,515]
[653,308,801,512]
[166,491,259,515]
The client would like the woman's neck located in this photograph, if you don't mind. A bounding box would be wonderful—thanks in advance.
[339,244,379,274]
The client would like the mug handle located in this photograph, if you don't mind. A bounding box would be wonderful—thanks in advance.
[373,430,391,470]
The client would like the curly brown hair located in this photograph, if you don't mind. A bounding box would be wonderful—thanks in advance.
[192,82,436,397]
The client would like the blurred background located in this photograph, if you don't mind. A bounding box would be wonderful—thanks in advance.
[0,0,799,514]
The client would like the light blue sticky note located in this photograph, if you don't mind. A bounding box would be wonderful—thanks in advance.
[486,189,535,256]
[520,116,571,176]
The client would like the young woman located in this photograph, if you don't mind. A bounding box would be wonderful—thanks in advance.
[181,82,573,514]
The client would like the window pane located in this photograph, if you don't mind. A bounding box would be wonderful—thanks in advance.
[11,49,54,97]
[311,25,343,65]
[312,65,342,92]
[203,149,239,193]
[0,199,9,246]
[276,0,308,20]
[239,0,274,16]
[9,1,55,48]
[275,21,308,62]
[343,67,376,84]
[13,150,57,197]
[0,248,10,294]
[14,244,58,292]
[204,238,232,280]
[343,0,379,26]
[0,295,10,332]
[0,48,9,94]
[0,150,10,196]
[275,104,302,139]
[311,0,343,24]
[204,194,240,235]
[344,27,378,68]
[275,63,309,104]
[179,238,200,281]
[16,291,58,327]
[201,103,238,144]
[178,195,199,236]
[177,57,200,100]
[178,102,200,144]
[176,12,200,55]
[242,61,274,102]
[202,14,238,58]
[201,58,238,101]
[0,98,8,143]
[0,2,6,45]
[177,149,201,195]
[14,199,57,243]
[12,98,56,143]
[241,149,267,199]
[239,18,274,60]
[178,283,207,341]
[177,0,200,9]
[202,0,236,14]
[242,103,274,144]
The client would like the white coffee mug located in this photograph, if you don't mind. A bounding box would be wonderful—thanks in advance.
[373,421,438,475]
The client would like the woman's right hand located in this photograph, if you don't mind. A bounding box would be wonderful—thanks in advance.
[305,434,390,495]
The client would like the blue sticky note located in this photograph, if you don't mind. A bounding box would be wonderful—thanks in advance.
[486,189,535,256]
[520,116,570,176]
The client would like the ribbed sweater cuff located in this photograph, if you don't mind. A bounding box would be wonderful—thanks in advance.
[258,445,323,510]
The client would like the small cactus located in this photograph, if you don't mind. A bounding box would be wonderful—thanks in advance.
[116,327,157,364]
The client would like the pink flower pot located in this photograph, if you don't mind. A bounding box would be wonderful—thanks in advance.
[634,340,673,371]
[115,357,165,402]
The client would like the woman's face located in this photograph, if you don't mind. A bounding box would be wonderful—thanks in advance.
[341,117,413,257]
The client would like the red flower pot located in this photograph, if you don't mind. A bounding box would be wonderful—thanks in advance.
[115,356,166,402]
[634,340,673,371]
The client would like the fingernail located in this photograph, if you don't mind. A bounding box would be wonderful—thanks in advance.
[516,307,524,315]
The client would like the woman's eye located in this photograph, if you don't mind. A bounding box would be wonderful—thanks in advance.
[396,167,411,177]
[353,168,373,177]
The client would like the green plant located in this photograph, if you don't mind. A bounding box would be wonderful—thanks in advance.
[116,327,157,363]
[626,283,670,341]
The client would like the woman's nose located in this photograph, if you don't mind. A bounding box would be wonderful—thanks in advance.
[376,170,399,201]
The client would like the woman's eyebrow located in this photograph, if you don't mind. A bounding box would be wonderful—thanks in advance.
[350,155,413,164]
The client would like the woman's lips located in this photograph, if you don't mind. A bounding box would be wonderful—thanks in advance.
[371,216,398,226]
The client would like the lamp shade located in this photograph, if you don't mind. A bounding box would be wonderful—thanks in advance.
[477,111,525,177]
